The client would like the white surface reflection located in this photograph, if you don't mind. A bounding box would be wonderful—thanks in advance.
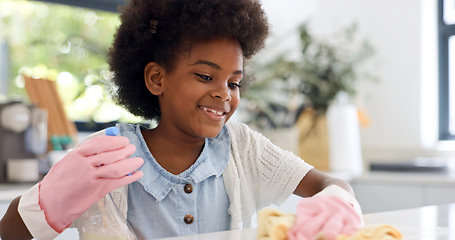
[363,204,451,240]
[419,206,437,240]
[157,204,455,240]
[448,204,455,239]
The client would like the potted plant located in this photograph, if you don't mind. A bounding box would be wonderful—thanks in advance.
[241,22,376,172]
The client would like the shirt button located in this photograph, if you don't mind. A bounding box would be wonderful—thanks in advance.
[184,214,194,224]
[184,183,193,194]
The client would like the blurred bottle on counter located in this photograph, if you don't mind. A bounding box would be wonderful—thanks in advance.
[327,92,363,177]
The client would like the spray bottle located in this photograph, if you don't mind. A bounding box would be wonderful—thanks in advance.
[77,126,137,240]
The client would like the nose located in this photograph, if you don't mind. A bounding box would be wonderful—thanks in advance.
[210,85,232,102]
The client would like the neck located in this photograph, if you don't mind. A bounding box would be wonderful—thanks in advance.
[142,125,205,175]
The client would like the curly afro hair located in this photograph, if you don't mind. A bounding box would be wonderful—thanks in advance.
[108,0,269,121]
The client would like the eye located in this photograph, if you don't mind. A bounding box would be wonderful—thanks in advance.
[195,73,212,81]
[228,82,242,89]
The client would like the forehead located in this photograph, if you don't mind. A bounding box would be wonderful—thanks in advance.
[179,38,244,68]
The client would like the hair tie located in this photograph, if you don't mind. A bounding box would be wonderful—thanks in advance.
[150,19,159,34]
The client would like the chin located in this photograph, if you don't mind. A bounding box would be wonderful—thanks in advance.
[198,123,225,139]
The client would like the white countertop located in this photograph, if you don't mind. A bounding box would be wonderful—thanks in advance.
[363,204,452,240]
[157,203,454,240]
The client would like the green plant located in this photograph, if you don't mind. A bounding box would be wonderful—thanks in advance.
[241,22,376,129]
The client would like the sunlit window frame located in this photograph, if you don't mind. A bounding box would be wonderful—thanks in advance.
[439,0,455,140]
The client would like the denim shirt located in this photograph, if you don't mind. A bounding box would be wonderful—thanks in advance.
[116,123,231,240]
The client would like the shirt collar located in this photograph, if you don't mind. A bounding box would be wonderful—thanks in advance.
[129,124,230,202]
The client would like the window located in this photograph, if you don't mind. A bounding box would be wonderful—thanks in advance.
[0,0,143,126]
[439,0,455,140]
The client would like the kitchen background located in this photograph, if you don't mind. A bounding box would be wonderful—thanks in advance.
[0,0,454,224]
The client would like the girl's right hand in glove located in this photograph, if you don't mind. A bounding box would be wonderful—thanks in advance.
[287,195,363,240]
[38,135,144,232]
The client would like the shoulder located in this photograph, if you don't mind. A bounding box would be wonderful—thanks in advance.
[225,121,258,138]
[225,121,269,144]
[116,122,138,134]
[224,122,271,156]
[116,123,146,140]
[225,121,247,132]
[115,123,145,148]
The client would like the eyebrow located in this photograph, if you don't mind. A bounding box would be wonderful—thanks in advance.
[190,60,243,75]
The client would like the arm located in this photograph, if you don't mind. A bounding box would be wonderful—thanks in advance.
[0,196,33,240]
[293,168,354,197]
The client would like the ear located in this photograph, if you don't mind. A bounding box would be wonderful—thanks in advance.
[144,62,165,95]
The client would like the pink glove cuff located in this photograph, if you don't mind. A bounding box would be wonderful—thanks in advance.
[18,183,61,239]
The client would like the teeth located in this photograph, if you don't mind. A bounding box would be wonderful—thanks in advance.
[202,107,224,116]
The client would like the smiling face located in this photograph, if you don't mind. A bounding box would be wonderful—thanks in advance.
[146,37,243,139]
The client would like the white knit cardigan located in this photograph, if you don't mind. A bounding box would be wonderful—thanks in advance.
[19,122,313,239]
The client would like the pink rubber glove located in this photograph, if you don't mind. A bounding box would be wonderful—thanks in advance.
[38,135,144,232]
[287,195,363,240]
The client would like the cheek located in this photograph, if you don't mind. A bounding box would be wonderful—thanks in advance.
[230,91,240,111]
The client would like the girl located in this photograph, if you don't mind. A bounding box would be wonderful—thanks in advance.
[0,0,363,239]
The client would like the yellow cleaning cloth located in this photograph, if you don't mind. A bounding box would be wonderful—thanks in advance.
[257,208,295,240]
[257,207,402,240]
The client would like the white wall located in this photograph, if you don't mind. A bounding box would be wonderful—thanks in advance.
[261,0,449,162]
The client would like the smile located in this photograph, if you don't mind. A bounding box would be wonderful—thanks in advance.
[200,106,227,116]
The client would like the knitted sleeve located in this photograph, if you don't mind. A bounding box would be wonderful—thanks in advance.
[226,122,313,213]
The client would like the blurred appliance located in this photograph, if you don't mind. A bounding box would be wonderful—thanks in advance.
[0,102,47,182]
[370,157,455,174]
